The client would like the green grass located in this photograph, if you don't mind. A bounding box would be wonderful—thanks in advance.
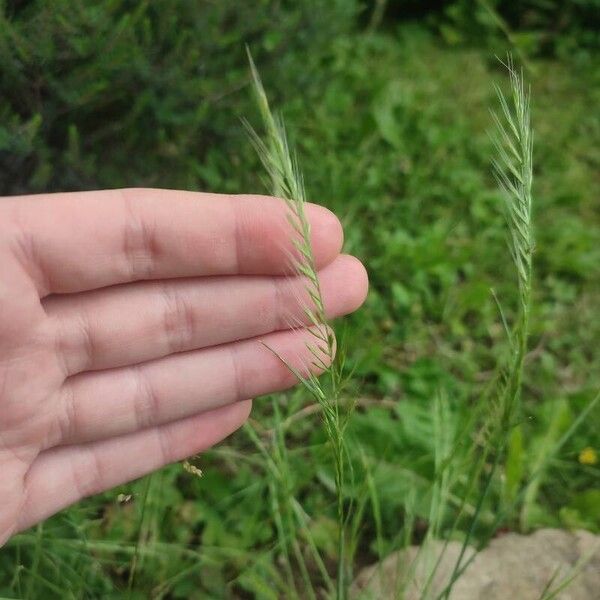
[2,22,599,600]
[245,50,354,599]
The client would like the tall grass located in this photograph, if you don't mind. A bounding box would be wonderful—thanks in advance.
[491,56,534,432]
[245,50,354,599]
[429,56,536,600]
[411,58,598,600]
[244,53,599,600]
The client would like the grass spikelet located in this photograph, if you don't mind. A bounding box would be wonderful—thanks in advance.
[435,56,535,599]
[491,54,534,427]
[245,49,352,599]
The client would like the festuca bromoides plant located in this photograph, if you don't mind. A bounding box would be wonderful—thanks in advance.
[436,55,537,600]
[245,50,353,599]
[491,56,534,432]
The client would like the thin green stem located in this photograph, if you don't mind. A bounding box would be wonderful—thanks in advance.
[246,50,353,599]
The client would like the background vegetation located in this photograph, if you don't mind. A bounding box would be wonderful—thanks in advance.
[1,1,599,598]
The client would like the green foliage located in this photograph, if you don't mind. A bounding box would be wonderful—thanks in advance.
[0,0,358,194]
[1,3,600,598]
[378,0,600,60]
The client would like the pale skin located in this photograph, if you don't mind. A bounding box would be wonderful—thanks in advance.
[0,188,368,547]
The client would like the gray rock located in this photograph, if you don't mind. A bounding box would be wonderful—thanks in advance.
[352,529,600,600]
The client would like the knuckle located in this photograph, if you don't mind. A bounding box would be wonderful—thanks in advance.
[159,283,196,354]
[50,312,94,375]
[271,278,289,332]
[131,365,160,430]
[120,191,158,281]
[228,344,245,402]
[52,385,78,446]
[72,446,105,499]
[155,427,174,465]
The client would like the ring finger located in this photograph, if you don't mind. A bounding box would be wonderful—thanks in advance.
[47,325,335,449]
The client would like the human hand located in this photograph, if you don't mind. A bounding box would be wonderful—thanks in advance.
[0,188,367,546]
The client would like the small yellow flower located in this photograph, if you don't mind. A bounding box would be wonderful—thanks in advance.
[578,447,598,466]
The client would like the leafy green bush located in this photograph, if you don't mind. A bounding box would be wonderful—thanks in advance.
[0,0,358,194]
[376,0,600,58]
[2,1,597,196]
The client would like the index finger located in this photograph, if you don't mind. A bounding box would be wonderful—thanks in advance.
[3,188,343,296]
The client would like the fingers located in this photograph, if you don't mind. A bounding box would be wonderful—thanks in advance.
[48,326,333,449]
[5,189,343,296]
[18,400,252,533]
[46,254,368,375]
